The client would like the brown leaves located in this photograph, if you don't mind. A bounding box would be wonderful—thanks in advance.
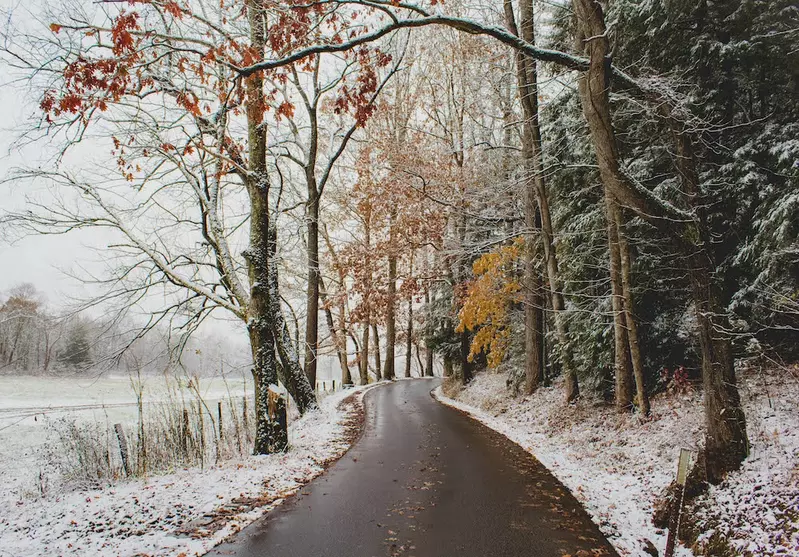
[110,12,140,56]
[276,101,295,120]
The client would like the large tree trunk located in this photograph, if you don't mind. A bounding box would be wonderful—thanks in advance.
[612,204,650,415]
[459,330,472,384]
[605,195,635,412]
[383,208,398,380]
[404,255,415,378]
[304,186,320,388]
[690,251,748,482]
[673,122,748,483]
[336,303,352,385]
[523,238,545,394]
[505,0,573,399]
[443,355,454,378]
[574,0,748,480]
[423,272,435,377]
[244,0,285,454]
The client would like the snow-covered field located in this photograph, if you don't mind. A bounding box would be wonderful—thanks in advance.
[434,367,799,557]
[0,377,376,557]
[0,374,253,502]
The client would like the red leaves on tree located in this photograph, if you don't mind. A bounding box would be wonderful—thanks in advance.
[175,90,201,116]
[41,11,143,122]
[111,12,140,56]
[332,48,392,126]
[276,101,295,120]
[163,1,184,19]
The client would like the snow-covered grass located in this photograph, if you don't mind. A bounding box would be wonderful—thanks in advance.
[0,375,254,502]
[0,383,377,557]
[434,366,799,557]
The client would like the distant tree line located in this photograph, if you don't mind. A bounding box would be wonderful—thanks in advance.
[0,283,249,376]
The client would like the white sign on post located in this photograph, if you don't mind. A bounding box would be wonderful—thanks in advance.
[665,448,697,557]
[676,448,696,486]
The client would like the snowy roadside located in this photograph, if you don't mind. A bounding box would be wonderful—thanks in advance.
[0,383,381,557]
[433,368,798,557]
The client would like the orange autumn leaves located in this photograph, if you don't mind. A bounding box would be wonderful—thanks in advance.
[457,239,524,369]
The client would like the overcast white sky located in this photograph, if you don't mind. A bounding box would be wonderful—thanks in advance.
[0,55,100,305]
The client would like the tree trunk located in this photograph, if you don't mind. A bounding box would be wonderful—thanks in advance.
[690,251,748,482]
[459,330,473,384]
[268,225,318,414]
[404,299,413,378]
[304,188,320,388]
[423,278,434,377]
[505,0,561,397]
[612,203,650,415]
[372,323,382,380]
[360,322,370,384]
[244,0,285,454]
[383,215,397,380]
[383,253,397,380]
[673,120,749,482]
[574,0,748,479]
[319,274,351,386]
[605,195,635,412]
[443,355,453,378]
[523,239,544,394]
[337,303,352,385]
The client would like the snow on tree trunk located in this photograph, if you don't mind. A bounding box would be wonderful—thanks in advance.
[267,225,318,413]
[244,0,285,455]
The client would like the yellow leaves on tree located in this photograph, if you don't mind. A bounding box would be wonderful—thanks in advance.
[456,239,523,369]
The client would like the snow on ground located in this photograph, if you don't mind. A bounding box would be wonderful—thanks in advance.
[692,367,799,556]
[0,383,377,557]
[434,366,799,557]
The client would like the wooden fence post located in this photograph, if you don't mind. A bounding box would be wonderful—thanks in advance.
[665,449,696,557]
[218,401,224,441]
[114,423,131,477]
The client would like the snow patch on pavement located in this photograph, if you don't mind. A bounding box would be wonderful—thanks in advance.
[0,383,378,557]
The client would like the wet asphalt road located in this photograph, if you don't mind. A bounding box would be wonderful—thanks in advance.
[209,379,619,557]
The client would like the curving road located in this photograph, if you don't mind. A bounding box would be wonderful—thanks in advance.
[209,379,619,557]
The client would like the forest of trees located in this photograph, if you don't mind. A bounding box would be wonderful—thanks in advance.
[1,0,796,481]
